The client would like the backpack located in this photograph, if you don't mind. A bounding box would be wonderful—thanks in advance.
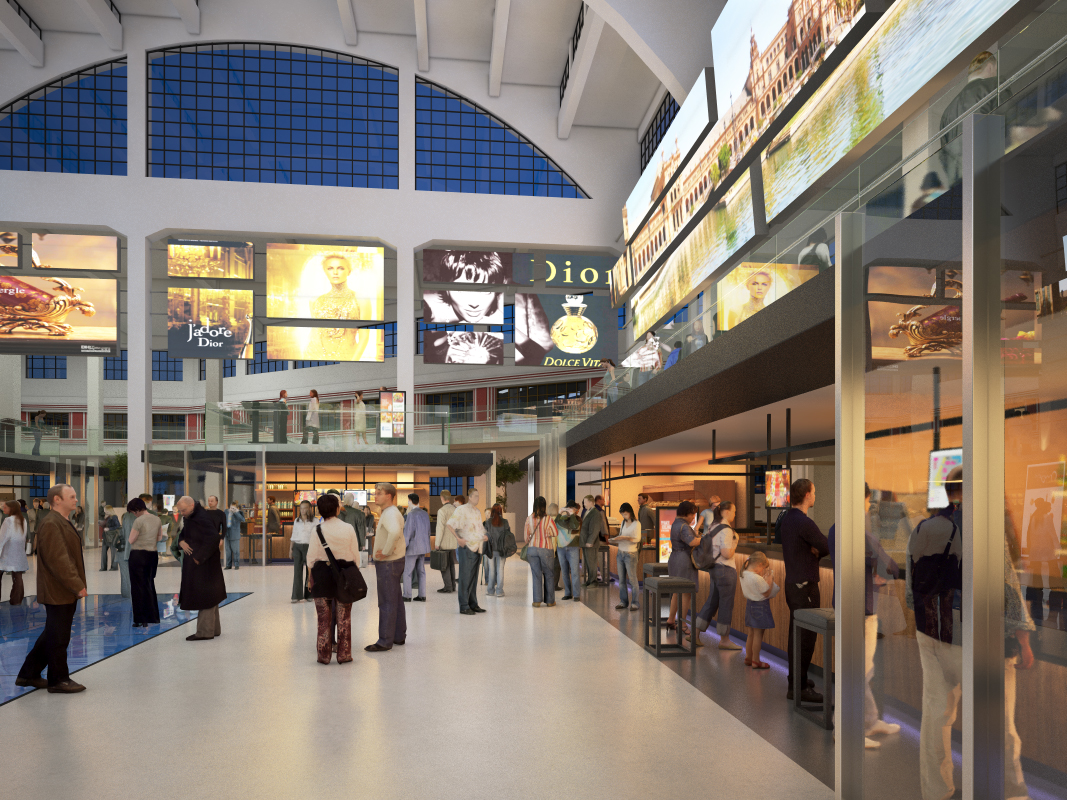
[500,526,518,558]
[910,519,962,600]
[691,524,726,571]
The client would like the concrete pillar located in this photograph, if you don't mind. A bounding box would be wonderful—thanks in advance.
[204,358,223,443]
[0,354,21,421]
[127,233,153,499]
[396,243,416,409]
[86,355,104,453]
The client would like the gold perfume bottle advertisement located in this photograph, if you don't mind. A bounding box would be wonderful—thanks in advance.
[515,293,616,367]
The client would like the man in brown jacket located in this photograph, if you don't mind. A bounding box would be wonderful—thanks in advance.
[16,483,87,693]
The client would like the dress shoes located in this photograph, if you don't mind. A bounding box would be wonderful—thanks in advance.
[47,680,86,694]
[15,677,47,689]
[436,588,450,593]
[786,687,824,703]
[186,634,214,641]
[472,606,486,613]
[562,595,573,601]
[414,596,426,602]
[572,596,581,602]
[402,597,411,602]
[364,643,392,652]
[460,609,476,615]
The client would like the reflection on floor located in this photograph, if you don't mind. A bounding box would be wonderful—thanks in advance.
[0,592,250,705]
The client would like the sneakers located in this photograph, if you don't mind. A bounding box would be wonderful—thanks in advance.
[867,720,900,737]
[630,604,640,611]
[47,680,86,693]
[865,737,881,750]
[615,603,628,610]
[496,591,505,598]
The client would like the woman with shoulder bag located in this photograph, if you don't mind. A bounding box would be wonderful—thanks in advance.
[666,500,702,634]
[694,501,742,650]
[524,496,558,608]
[484,503,513,598]
[306,493,360,665]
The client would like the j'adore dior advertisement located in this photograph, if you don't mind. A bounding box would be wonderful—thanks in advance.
[0,275,118,356]
[514,293,616,367]
[167,287,254,358]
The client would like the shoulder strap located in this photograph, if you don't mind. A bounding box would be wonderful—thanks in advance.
[942,519,959,557]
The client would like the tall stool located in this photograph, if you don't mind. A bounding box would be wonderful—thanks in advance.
[642,576,697,658]
[792,607,834,729]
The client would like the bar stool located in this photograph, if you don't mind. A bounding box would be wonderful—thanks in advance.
[792,607,834,729]
[597,544,610,585]
[642,576,697,658]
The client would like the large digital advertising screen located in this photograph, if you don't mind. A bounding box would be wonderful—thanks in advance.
[422,250,514,285]
[515,253,614,289]
[0,232,17,267]
[266,243,384,321]
[632,171,757,337]
[0,275,117,356]
[716,261,819,332]
[31,233,119,271]
[514,293,617,367]
[762,0,1019,222]
[167,240,254,279]
[167,287,254,359]
[265,326,385,362]
[422,330,504,365]
[422,291,504,325]
[622,70,713,242]
[380,391,406,441]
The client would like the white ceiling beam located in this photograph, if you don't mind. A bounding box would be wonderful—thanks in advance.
[337,0,358,46]
[414,0,429,72]
[557,8,605,139]
[636,83,668,143]
[72,0,123,51]
[169,0,200,35]
[488,0,511,97]
[0,2,43,67]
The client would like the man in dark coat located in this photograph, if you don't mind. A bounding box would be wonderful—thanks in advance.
[177,496,227,641]
[580,494,607,586]
[16,483,88,693]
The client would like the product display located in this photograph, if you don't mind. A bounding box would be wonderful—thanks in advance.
[514,293,616,367]
[167,240,254,279]
[31,233,119,271]
[166,287,254,359]
[0,275,117,356]
[422,330,504,365]
[632,172,757,337]
[266,243,384,321]
[422,250,513,284]
[422,290,504,324]
[717,262,818,331]
[265,325,384,362]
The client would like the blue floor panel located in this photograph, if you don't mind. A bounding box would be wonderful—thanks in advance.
[0,592,250,705]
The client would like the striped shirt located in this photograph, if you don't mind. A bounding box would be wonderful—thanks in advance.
[524,514,557,549]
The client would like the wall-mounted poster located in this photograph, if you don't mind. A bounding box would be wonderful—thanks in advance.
[423,330,504,365]
[422,291,504,325]
[515,293,617,367]
[266,243,384,321]
[380,391,406,441]
[167,240,254,279]
[0,276,117,356]
[422,250,513,284]
[167,287,254,358]
[762,0,1020,222]
[632,171,757,337]
[0,232,18,267]
[265,326,384,362]
[31,233,119,271]
[717,262,819,331]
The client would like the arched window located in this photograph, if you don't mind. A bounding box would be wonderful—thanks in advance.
[0,57,127,175]
[147,43,398,187]
[415,77,587,198]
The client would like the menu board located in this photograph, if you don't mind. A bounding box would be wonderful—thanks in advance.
[657,507,677,563]
[380,391,406,441]
[765,468,791,509]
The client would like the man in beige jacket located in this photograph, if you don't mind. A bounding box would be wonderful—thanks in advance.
[16,484,88,693]
[435,490,458,593]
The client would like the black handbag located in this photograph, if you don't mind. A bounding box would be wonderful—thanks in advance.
[315,524,368,604]
[430,548,449,571]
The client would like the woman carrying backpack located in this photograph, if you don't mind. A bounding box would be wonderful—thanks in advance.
[483,503,515,598]
[694,501,743,650]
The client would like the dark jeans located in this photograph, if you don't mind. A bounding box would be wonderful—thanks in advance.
[291,543,311,600]
[300,426,319,444]
[456,546,480,611]
[583,546,598,584]
[100,531,120,570]
[374,559,406,647]
[128,550,160,624]
[1,571,25,605]
[785,581,821,689]
[438,548,457,590]
[698,564,737,633]
[18,600,78,686]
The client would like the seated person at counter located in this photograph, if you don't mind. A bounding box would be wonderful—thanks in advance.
[779,478,829,704]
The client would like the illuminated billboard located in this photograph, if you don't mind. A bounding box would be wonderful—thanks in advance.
[0,232,17,267]
[167,287,254,358]
[515,293,617,368]
[167,240,254,279]
[516,253,614,289]
[31,233,119,271]
[422,331,504,365]
[0,276,117,356]
[422,291,504,325]
[716,261,819,332]
[422,250,514,284]
[266,243,384,321]
[265,326,385,362]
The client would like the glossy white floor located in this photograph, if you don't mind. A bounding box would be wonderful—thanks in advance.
[5,556,834,800]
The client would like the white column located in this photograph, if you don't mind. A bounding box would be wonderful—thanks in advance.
[204,358,223,443]
[127,233,153,498]
[396,243,416,405]
[0,354,21,453]
[86,355,104,453]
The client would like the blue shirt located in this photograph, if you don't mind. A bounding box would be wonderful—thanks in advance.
[664,348,681,369]
[403,507,431,556]
[225,509,245,539]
